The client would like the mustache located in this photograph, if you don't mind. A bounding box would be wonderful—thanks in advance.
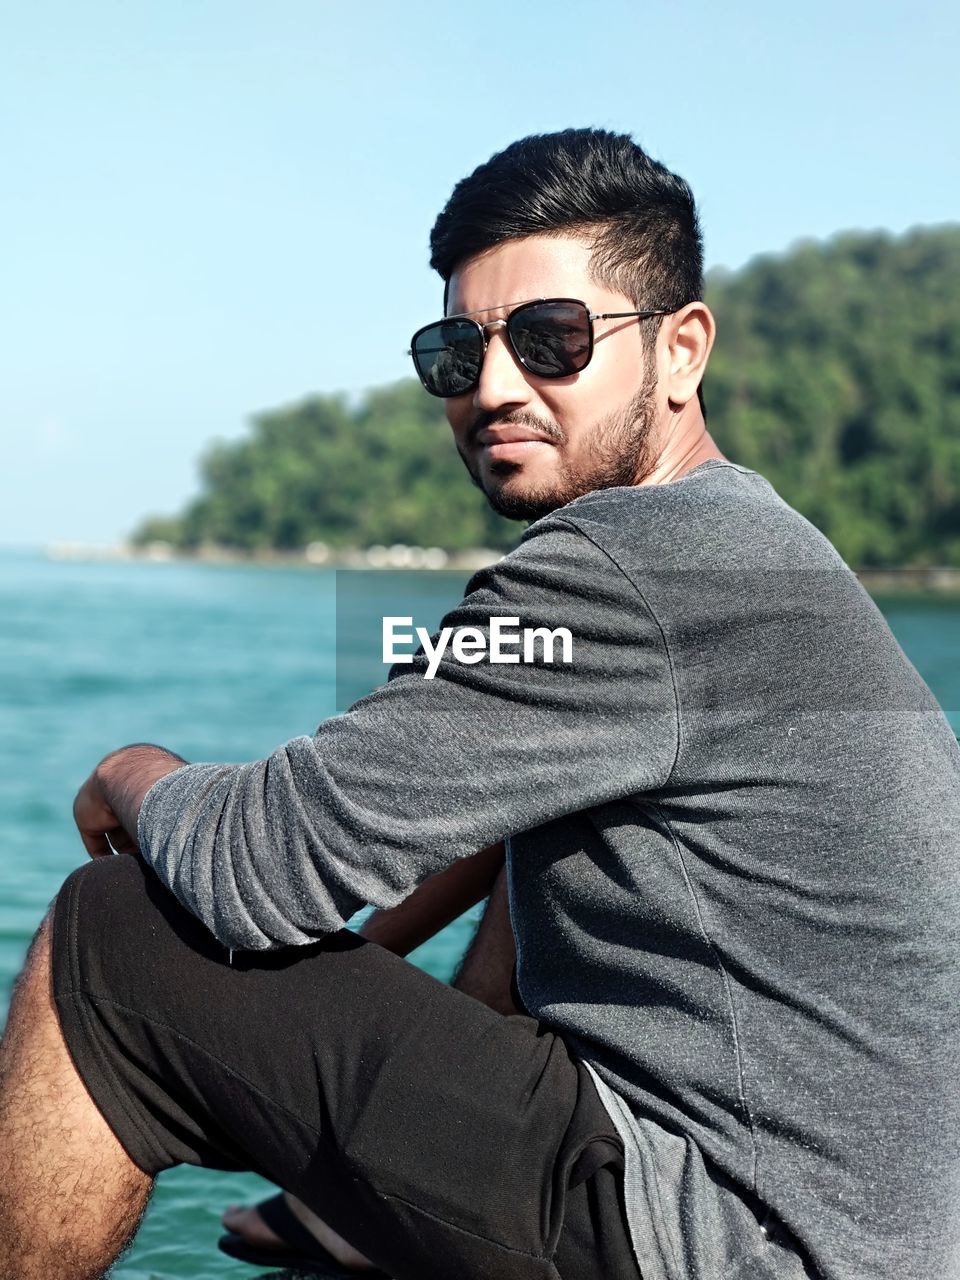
[466,411,566,448]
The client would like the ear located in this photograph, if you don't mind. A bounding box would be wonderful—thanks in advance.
[662,302,715,408]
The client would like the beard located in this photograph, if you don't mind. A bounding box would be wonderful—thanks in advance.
[457,359,660,522]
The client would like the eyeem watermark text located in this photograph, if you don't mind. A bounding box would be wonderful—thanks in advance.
[384,616,574,680]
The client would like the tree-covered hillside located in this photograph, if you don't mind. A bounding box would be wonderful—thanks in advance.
[136,381,513,554]
[134,225,960,567]
[704,226,960,566]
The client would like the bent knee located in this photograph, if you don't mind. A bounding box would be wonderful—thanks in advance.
[51,853,229,1021]
[55,854,180,947]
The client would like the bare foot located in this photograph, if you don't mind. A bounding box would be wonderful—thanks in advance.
[221,1190,375,1270]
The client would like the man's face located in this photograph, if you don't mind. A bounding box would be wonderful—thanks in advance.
[444,235,665,520]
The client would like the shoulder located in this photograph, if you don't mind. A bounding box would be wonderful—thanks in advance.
[460,512,635,616]
[555,461,775,533]
[534,462,848,573]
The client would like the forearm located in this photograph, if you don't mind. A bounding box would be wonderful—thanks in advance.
[451,866,519,1015]
[358,840,505,956]
[82,744,503,961]
[134,736,518,951]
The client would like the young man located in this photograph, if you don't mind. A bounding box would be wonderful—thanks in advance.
[2,129,959,1280]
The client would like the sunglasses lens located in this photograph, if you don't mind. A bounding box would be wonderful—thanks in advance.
[412,320,482,397]
[509,301,591,377]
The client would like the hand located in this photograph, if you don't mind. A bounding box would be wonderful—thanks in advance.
[72,743,187,859]
[73,770,140,858]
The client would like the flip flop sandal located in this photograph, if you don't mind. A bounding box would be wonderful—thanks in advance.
[217,1191,390,1277]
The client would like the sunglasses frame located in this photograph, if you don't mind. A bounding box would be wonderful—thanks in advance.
[409,297,672,398]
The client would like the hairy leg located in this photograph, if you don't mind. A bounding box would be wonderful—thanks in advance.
[0,913,152,1280]
[223,868,519,1261]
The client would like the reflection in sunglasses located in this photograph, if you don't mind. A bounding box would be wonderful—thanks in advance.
[411,298,670,397]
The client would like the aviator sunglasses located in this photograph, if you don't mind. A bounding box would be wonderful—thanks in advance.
[409,297,672,398]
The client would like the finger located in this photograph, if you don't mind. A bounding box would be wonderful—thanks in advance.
[73,776,116,840]
[106,826,140,855]
[79,828,114,858]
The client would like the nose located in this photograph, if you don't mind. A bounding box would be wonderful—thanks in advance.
[472,320,533,415]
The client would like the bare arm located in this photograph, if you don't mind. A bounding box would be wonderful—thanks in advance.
[358,840,505,956]
[451,866,519,1015]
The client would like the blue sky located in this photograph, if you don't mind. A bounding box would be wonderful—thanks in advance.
[1,0,956,544]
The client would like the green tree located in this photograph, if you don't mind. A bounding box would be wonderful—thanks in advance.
[134,225,960,566]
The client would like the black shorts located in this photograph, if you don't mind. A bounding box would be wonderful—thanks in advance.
[50,856,641,1280]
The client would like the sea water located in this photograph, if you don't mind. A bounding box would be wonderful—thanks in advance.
[1,550,958,1278]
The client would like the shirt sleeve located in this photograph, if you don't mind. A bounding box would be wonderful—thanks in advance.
[137,515,680,950]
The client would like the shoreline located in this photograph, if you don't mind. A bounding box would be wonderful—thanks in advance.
[43,540,504,572]
[38,542,960,593]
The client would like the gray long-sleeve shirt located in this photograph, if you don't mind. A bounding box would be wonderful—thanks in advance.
[139,460,960,1280]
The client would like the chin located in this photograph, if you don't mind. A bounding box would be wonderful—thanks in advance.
[482,474,573,522]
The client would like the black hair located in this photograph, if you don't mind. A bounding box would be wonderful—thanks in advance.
[430,128,703,313]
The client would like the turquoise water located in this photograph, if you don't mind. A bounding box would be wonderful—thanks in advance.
[1,551,959,1278]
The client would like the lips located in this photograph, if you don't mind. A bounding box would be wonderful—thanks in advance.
[476,426,555,446]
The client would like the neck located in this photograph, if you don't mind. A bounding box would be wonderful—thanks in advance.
[638,400,726,486]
